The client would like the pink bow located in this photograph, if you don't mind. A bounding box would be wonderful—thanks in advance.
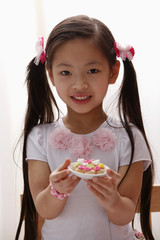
[34,37,46,65]
[114,42,135,61]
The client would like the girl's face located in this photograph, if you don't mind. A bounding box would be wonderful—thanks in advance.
[48,38,119,115]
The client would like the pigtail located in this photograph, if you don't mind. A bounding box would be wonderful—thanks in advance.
[118,59,154,240]
[118,60,142,127]
[25,59,59,126]
[15,59,59,240]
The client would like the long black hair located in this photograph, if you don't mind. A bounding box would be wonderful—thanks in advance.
[15,15,154,240]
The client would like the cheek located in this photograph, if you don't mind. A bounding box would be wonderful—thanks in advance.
[100,86,109,98]
[93,79,109,95]
[55,83,68,101]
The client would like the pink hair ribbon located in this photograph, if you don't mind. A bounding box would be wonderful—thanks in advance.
[34,37,46,65]
[114,42,135,61]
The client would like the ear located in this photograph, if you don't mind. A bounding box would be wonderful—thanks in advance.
[109,60,120,84]
[47,68,55,86]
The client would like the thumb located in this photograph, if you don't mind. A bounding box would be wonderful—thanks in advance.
[58,158,71,171]
[107,169,121,185]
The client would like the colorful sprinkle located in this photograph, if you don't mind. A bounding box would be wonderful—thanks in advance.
[84,167,92,171]
[87,164,94,168]
[94,166,101,171]
[75,162,81,167]
[92,159,100,165]
[78,165,85,170]
[98,163,104,169]
[84,159,92,164]
[77,158,84,163]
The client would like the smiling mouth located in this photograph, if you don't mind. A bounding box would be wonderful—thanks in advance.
[71,95,92,104]
[72,96,90,100]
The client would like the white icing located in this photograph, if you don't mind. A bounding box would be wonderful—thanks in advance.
[92,159,100,165]
[77,158,84,163]
[82,162,88,166]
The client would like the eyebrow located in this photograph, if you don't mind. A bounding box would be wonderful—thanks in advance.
[86,61,103,66]
[56,61,103,68]
[56,63,73,68]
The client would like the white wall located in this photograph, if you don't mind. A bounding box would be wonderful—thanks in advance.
[0,0,159,239]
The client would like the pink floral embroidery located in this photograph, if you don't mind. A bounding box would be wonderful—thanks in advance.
[49,127,72,150]
[49,126,116,158]
[69,136,93,159]
[92,128,116,151]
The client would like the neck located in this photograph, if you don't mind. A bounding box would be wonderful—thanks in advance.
[63,105,107,134]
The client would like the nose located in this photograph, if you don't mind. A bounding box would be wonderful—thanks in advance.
[71,74,88,90]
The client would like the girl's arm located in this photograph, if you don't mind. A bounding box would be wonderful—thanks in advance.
[28,159,80,220]
[86,161,143,225]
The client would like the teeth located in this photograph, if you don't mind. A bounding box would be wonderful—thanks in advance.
[74,96,89,100]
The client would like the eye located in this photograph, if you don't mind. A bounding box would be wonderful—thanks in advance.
[88,69,99,74]
[61,70,71,76]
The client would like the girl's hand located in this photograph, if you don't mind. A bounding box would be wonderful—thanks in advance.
[86,169,121,210]
[49,159,81,195]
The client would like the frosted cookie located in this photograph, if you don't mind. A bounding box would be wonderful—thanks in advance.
[69,158,106,177]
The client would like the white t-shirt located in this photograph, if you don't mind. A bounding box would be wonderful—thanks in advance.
[26,116,151,240]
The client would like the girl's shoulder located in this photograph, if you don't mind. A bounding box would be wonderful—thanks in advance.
[107,116,145,142]
[28,118,62,139]
[107,116,141,132]
[26,119,62,160]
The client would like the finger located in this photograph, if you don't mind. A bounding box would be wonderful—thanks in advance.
[66,177,81,193]
[50,169,70,182]
[57,175,79,187]
[88,180,109,197]
[57,158,71,171]
[107,169,120,178]
[55,175,81,194]
[87,182,105,201]
[107,169,121,185]
[64,175,81,187]
[92,177,114,191]
[88,176,118,197]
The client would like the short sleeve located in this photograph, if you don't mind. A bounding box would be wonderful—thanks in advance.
[26,125,47,162]
[119,127,152,171]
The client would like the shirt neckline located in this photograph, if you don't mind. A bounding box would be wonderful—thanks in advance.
[58,116,112,136]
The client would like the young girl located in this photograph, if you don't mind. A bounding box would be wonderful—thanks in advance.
[16,15,154,240]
